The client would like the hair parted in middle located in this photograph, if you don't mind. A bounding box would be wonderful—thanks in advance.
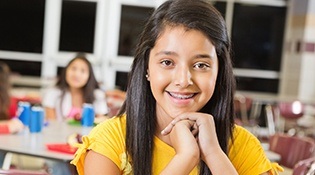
[118,0,236,174]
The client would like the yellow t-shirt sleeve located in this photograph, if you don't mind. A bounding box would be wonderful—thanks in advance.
[229,125,283,175]
[70,116,127,175]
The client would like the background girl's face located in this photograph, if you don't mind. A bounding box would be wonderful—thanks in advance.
[66,59,90,89]
[148,26,219,120]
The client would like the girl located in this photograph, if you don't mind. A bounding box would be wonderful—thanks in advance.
[0,61,24,168]
[71,0,282,174]
[42,53,108,121]
[0,61,24,134]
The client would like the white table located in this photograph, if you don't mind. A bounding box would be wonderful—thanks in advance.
[0,121,93,171]
[265,150,281,162]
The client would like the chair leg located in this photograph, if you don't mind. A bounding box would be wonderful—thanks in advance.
[249,101,262,124]
[2,152,13,170]
[265,105,276,136]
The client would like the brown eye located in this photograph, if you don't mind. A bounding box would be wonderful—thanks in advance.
[161,60,173,66]
[194,62,210,70]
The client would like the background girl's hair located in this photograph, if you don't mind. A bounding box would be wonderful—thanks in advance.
[118,0,236,174]
[56,53,99,110]
[0,62,11,120]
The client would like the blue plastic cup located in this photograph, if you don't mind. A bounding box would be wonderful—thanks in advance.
[81,103,95,127]
[29,106,44,133]
[18,101,31,126]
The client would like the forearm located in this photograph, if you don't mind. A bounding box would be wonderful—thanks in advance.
[204,148,238,175]
[45,107,56,120]
[160,154,199,175]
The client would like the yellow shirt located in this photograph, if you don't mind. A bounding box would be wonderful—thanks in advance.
[71,115,282,175]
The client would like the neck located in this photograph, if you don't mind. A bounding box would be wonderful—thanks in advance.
[69,87,82,94]
[68,87,84,107]
[155,110,173,145]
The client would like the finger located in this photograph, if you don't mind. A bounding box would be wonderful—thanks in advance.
[161,118,196,136]
[161,112,206,136]
[177,112,199,121]
[161,116,190,135]
[191,128,199,137]
[161,121,176,135]
[191,123,199,137]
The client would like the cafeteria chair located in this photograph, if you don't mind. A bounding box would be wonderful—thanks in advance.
[269,133,315,169]
[292,156,315,175]
[265,104,277,136]
[234,94,253,126]
[278,101,304,135]
[265,100,305,136]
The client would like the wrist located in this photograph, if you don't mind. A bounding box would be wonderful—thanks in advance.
[202,146,223,162]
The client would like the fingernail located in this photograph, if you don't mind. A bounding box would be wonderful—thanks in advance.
[161,130,165,135]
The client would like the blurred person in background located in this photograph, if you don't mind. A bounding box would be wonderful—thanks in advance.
[0,61,24,134]
[42,53,108,122]
[0,61,24,167]
[41,53,108,175]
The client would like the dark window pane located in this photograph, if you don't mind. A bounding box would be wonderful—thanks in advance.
[59,0,96,53]
[0,0,45,53]
[115,71,129,91]
[118,5,154,56]
[236,76,279,93]
[0,58,41,76]
[57,66,65,80]
[232,3,286,71]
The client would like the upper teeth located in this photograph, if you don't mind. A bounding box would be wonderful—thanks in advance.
[169,93,194,99]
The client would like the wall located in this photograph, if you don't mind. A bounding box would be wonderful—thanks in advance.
[280,0,315,103]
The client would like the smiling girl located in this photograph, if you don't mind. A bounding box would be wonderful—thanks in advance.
[71,0,282,174]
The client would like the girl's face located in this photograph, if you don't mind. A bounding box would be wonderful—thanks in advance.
[148,26,218,121]
[66,59,90,89]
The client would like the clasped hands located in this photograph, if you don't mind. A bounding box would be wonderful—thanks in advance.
[161,112,221,163]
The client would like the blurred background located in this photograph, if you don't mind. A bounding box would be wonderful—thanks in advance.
[0,0,314,103]
[0,0,315,174]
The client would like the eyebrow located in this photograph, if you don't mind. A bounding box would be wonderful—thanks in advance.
[155,51,215,60]
[155,51,177,56]
[195,54,213,59]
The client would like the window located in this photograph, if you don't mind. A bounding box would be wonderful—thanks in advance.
[118,5,154,56]
[59,0,97,53]
[115,71,129,91]
[236,77,279,93]
[232,3,286,71]
[231,3,286,93]
[0,0,45,53]
[1,59,41,77]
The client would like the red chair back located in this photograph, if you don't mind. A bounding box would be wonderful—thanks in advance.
[278,101,304,120]
[269,133,315,169]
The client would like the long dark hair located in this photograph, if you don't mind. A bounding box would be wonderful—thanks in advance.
[118,0,236,174]
[56,53,99,108]
[0,62,11,120]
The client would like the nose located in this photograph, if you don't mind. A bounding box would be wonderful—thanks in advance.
[173,66,193,88]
